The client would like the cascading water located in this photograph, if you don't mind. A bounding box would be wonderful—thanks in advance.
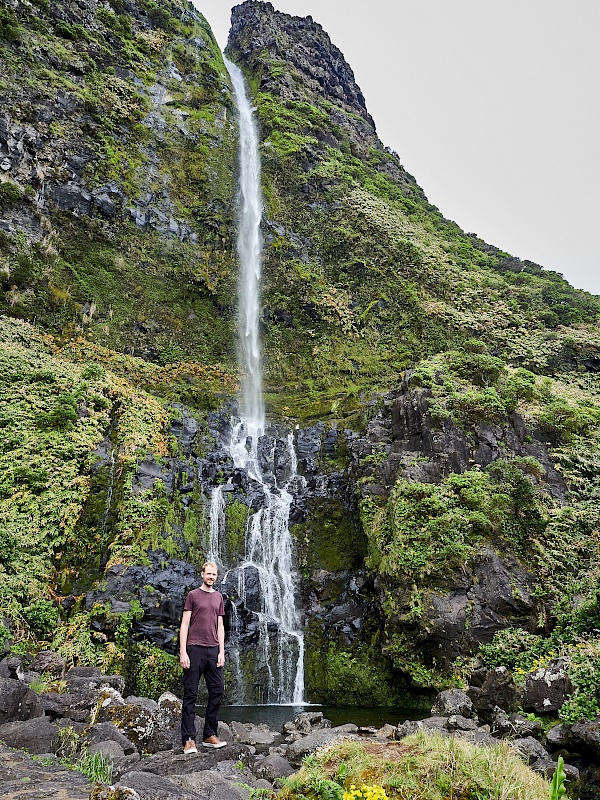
[211,57,305,704]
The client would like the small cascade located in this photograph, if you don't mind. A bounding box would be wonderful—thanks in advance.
[207,485,226,566]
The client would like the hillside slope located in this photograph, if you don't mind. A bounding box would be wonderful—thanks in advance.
[1,0,237,363]
[227,0,599,419]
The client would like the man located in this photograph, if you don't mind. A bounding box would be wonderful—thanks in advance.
[179,561,227,752]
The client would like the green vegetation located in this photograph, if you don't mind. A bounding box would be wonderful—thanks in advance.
[0,8,21,41]
[279,736,550,800]
[125,641,182,699]
[224,39,600,420]
[0,315,233,662]
[51,725,114,784]
[306,639,420,707]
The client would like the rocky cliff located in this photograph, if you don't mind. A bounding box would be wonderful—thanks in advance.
[1,0,237,363]
[1,0,600,715]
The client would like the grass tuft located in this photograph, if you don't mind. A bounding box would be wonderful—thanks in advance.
[279,734,550,800]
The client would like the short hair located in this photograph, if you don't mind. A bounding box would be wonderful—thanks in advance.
[202,561,218,573]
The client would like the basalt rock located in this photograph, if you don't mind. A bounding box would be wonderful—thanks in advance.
[286,727,357,767]
[510,736,550,766]
[0,657,25,682]
[29,651,65,678]
[0,677,43,723]
[467,667,520,720]
[571,717,600,756]
[491,708,542,739]
[544,723,574,751]
[0,742,91,800]
[228,1,420,180]
[253,753,295,780]
[84,722,138,755]
[169,770,252,800]
[118,771,204,800]
[431,689,476,719]
[522,658,573,714]
[0,716,58,754]
[85,556,203,653]
[94,689,182,753]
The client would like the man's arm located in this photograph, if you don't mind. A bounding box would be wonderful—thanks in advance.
[179,609,191,669]
[217,616,225,668]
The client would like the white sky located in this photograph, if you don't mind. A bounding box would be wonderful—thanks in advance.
[194,1,600,296]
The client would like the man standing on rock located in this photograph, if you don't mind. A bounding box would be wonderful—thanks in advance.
[179,561,227,752]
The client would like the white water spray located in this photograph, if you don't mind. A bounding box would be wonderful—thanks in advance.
[218,57,304,704]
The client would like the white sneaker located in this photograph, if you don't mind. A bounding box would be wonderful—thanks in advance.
[202,735,227,749]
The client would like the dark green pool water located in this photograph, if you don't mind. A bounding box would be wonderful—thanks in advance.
[217,705,429,730]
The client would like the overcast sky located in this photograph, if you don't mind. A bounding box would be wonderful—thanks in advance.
[194,1,600,296]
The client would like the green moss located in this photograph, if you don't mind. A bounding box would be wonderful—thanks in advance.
[294,498,366,572]
[225,499,249,561]
[305,622,427,706]
[0,8,21,41]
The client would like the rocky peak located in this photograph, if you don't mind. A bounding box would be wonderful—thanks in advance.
[227,1,421,196]
[228,1,377,130]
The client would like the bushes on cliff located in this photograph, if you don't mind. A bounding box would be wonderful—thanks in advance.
[363,461,547,586]
[0,9,21,41]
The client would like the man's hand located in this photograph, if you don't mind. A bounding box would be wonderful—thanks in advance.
[180,652,190,670]
[217,651,225,668]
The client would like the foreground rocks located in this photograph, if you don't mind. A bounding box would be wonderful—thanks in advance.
[2,652,600,798]
[0,742,91,800]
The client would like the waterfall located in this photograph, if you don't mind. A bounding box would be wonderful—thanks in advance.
[226,57,264,426]
[217,57,304,704]
[206,485,226,567]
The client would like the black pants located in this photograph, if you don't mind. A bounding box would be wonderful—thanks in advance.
[181,645,224,745]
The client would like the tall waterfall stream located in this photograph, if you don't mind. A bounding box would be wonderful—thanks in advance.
[204,58,305,704]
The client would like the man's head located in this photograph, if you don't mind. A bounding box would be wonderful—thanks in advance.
[201,562,218,589]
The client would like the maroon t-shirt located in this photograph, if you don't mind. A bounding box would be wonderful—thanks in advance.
[184,588,224,647]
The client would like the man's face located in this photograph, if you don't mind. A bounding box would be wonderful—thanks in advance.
[202,565,218,587]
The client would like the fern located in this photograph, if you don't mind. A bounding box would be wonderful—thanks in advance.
[309,778,344,800]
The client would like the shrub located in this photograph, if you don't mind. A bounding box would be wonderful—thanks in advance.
[537,398,600,443]
[81,363,106,381]
[448,351,506,387]
[23,600,58,637]
[0,182,22,209]
[559,642,600,724]
[37,392,78,429]
[127,642,182,699]
[54,21,87,42]
[0,9,20,41]
[478,627,550,675]
[501,368,537,411]
[449,387,507,423]
[96,8,132,38]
